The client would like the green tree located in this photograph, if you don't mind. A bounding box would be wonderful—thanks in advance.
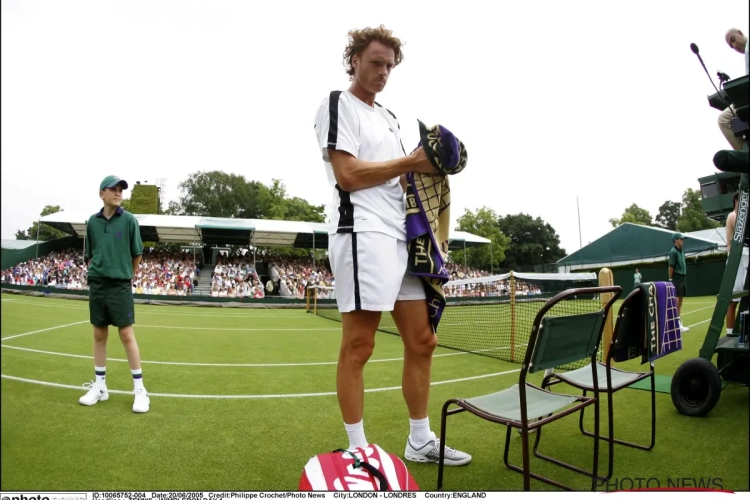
[126,184,160,214]
[497,213,566,269]
[448,207,511,271]
[655,200,681,230]
[170,171,265,218]
[16,205,68,241]
[676,188,721,232]
[169,172,324,223]
[609,203,653,227]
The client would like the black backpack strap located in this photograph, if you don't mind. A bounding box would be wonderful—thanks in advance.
[333,449,389,491]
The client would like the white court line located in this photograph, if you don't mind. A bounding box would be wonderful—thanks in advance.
[685,318,711,328]
[679,305,714,316]
[136,325,340,331]
[2,296,717,320]
[0,368,522,399]
[0,321,88,341]
[1,299,311,319]
[0,344,516,367]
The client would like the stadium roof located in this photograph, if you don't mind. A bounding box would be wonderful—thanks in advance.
[38,212,491,250]
[685,227,728,251]
[1,239,38,250]
[556,223,721,270]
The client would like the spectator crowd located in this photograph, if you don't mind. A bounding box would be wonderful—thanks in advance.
[2,247,505,300]
[1,250,88,290]
[443,279,543,298]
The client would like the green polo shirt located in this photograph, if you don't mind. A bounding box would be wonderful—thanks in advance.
[668,245,686,276]
[85,207,143,280]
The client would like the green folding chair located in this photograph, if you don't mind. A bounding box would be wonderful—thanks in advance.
[537,286,656,481]
[436,285,622,491]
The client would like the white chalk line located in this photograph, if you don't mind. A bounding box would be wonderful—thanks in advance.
[0,321,89,341]
[136,325,340,331]
[0,344,516,367]
[1,298,311,319]
[0,368,522,399]
[679,305,714,316]
[685,318,711,328]
[2,296,717,321]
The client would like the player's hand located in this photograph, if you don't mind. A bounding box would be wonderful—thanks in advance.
[410,147,438,174]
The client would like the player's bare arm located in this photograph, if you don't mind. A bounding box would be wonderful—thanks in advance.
[132,254,142,275]
[328,147,435,192]
[726,211,737,248]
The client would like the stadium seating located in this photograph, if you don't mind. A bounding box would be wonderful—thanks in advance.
[1,247,492,298]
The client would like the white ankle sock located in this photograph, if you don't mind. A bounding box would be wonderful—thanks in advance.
[95,366,106,386]
[344,420,367,450]
[409,417,433,446]
[727,328,733,334]
[131,368,144,390]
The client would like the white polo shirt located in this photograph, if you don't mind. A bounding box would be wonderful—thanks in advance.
[314,90,407,241]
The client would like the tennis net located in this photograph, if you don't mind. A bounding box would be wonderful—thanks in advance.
[306,271,606,371]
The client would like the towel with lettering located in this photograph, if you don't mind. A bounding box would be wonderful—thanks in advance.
[613,281,682,363]
[405,120,467,333]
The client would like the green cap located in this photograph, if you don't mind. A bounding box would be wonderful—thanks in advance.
[672,232,686,241]
[99,175,128,191]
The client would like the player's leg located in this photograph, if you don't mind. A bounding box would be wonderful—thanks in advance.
[337,309,380,448]
[728,253,748,333]
[674,276,689,332]
[391,245,472,466]
[718,105,745,151]
[330,231,401,449]
[109,279,149,413]
[80,278,111,406]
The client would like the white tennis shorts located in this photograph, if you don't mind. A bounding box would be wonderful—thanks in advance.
[730,248,749,303]
[328,231,426,313]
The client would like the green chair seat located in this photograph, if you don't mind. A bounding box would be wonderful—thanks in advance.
[463,383,580,422]
[553,362,645,391]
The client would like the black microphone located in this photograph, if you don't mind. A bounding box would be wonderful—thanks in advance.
[690,42,735,114]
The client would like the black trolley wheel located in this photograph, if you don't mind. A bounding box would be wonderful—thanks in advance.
[671,358,722,417]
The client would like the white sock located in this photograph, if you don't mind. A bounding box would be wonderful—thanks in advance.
[344,419,367,450]
[95,366,106,386]
[409,417,433,446]
[131,368,145,390]
[727,328,733,334]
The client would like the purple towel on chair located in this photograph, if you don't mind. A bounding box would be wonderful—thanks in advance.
[613,281,682,363]
[647,281,683,361]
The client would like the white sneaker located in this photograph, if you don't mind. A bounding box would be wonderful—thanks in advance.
[405,433,472,466]
[79,381,108,406]
[680,323,690,332]
[132,388,150,413]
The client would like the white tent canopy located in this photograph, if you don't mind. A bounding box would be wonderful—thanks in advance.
[39,212,491,250]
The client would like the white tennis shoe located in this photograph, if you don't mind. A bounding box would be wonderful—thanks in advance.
[79,381,108,406]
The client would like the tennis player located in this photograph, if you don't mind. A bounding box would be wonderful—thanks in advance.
[313,25,471,466]
[78,175,150,414]
[725,193,749,334]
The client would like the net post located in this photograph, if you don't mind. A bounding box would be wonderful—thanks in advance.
[510,270,516,362]
[306,286,311,314]
[598,267,615,363]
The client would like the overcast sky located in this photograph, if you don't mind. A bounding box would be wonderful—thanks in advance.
[2,0,748,256]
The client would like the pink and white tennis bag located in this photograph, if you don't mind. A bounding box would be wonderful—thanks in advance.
[299,444,420,491]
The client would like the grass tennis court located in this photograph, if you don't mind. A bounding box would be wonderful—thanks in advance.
[1,292,748,491]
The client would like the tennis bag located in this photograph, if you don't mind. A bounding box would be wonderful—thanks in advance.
[299,444,420,491]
